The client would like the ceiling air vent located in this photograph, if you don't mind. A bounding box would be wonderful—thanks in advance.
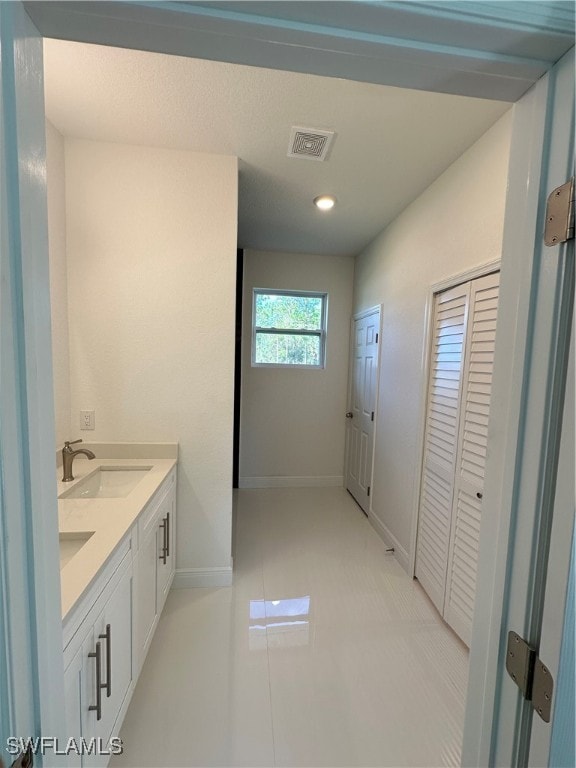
[287,126,335,161]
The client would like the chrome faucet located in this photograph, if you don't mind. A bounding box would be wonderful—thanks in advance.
[62,439,96,482]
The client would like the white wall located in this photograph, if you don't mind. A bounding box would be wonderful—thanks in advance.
[46,120,71,446]
[241,249,354,485]
[353,110,512,572]
[64,139,238,578]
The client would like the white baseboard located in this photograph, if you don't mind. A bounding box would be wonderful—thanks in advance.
[368,511,410,575]
[173,567,233,588]
[239,475,344,488]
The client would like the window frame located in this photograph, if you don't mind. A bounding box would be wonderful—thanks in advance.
[251,288,328,369]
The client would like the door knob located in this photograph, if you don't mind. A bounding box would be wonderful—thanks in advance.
[476,492,483,500]
[346,412,353,418]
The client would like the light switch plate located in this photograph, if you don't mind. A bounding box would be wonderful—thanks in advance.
[80,410,95,430]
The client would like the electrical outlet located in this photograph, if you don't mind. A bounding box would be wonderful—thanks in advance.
[80,410,95,430]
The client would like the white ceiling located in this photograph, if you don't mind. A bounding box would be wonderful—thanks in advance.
[43,38,510,257]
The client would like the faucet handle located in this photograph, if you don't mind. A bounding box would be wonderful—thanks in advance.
[64,439,83,448]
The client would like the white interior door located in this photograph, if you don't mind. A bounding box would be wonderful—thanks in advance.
[444,271,500,646]
[415,282,470,613]
[345,308,379,513]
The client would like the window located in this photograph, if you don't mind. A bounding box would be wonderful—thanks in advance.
[252,289,327,368]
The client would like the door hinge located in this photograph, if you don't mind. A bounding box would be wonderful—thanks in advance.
[371,411,374,421]
[544,177,575,246]
[506,631,554,722]
[367,486,371,497]
[375,333,379,343]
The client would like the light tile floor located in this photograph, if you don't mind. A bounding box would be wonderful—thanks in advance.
[112,488,468,767]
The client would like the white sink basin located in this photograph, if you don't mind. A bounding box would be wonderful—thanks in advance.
[59,466,152,499]
[59,531,95,568]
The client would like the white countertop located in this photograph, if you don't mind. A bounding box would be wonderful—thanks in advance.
[58,456,176,621]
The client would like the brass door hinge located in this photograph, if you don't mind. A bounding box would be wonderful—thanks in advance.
[544,177,575,246]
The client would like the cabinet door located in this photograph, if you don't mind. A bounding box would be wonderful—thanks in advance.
[134,521,159,674]
[82,557,133,767]
[63,648,83,768]
[168,480,176,583]
[81,627,106,768]
[133,469,176,673]
[156,484,176,615]
[98,559,133,740]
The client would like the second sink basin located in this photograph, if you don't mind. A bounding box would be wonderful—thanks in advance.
[59,466,152,499]
[59,531,95,568]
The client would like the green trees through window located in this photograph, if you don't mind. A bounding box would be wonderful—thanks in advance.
[253,290,327,367]
[255,293,323,330]
[255,333,321,366]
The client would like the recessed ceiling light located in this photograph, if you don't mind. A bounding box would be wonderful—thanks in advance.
[314,195,336,211]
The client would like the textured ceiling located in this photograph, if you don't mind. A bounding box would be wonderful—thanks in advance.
[43,39,510,256]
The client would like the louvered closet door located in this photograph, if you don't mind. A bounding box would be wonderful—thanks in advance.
[444,271,500,646]
[415,283,470,613]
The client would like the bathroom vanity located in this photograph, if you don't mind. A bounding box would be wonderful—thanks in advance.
[58,444,178,766]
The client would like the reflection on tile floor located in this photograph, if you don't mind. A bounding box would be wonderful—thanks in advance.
[112,488,468,767]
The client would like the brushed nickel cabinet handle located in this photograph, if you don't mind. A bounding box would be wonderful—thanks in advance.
[88,641,103,721]
[166,512,170,558]
[98,624,112,697]
[159,519,167,564]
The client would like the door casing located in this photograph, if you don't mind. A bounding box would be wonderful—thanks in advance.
[2,3,573,766]
[463,47,575,767]
[529,291,574,767]
[0,4,66,764]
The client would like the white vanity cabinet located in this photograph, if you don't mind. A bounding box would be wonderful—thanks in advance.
[133,467,176,674]
[63,544,133,767]
[62,463,177,766]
